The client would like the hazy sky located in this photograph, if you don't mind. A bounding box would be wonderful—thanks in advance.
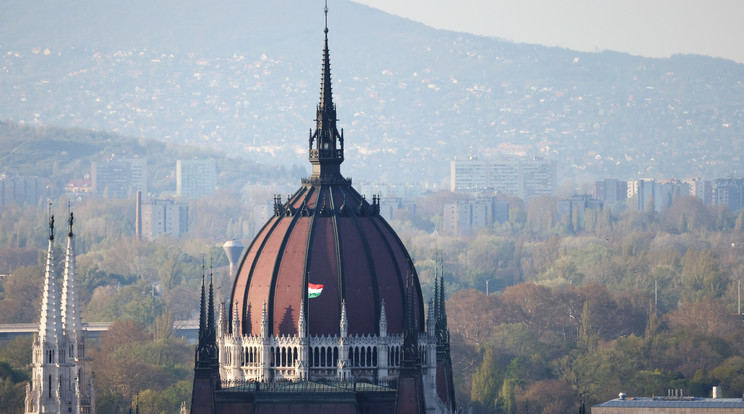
[351,0,744,63]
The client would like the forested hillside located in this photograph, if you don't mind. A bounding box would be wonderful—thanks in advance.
[2,0,744,184]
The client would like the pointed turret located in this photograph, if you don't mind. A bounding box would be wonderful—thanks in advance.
[61,212,82,341]
[339,299,348,338]
[197,275,207,349]
[260,302,268,339]
[308,0,344,178]
[379,298,387,338]
[298,298,306,339]
[231,301,240,338]
[39,214,61,344]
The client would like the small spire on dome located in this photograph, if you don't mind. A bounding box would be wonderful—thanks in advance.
[308,0,344,177]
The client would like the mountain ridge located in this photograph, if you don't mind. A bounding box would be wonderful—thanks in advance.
[2,0,743,185]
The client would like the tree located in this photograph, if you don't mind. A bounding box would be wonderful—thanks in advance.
[471,345,502,413]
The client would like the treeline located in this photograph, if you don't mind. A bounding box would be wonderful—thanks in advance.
[1,182,743,412]
[397,192,744,413]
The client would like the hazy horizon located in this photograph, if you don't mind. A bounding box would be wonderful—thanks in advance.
[351,0,744,64]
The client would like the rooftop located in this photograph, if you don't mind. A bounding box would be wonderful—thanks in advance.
[595,397,744,409]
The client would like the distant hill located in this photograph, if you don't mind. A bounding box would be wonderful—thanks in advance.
[2,0,743,186]
[0,121,304,194]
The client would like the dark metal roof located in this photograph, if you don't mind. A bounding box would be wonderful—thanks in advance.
[595,397,744,408]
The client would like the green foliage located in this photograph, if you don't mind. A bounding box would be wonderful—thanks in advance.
[471,345,502,413]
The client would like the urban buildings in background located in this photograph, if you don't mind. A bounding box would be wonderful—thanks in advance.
[176,159,217,199]
[557,194,603,224]
[0,174,50,209]
[450,155,557,199]
[91,157,147,199]
[443,197,509,236]
[136,193,189,240]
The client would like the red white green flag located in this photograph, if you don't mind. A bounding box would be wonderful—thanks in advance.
[308,283,324,299]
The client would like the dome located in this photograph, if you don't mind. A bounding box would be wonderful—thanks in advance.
[228,17,424,339]
[230,182,424,337]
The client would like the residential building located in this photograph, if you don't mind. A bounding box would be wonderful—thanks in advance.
[594,179,627,204]
[558,195,603,224]
[714,177,744,211]
[140,199,189,240]
[91,158,147,199]
[0,174,49,209]
[450,155,556,200]
[443,197,509,236]
[176,159,217,199]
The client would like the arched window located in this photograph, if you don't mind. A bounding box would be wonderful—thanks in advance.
[314,347,320,368]
[348,348,353,366]
[269,347,275,367]
[372,347,377,366]
[354,347,360,367]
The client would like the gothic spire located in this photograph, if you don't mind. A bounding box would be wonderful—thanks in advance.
[308,0,344,177]
[39,211,61,343]
[207,271,215,344]
[197,273,206,346]
[61,211,82,338]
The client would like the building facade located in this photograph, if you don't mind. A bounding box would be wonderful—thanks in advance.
[91,157,147,199]
[593,390,744,414]
[25,213,94,414]
[176,159,217,199]
[443,198,509,236]
[140,199,189,240]
[450,156,556,200]
[0,174,49,209]
[594,179,627,204]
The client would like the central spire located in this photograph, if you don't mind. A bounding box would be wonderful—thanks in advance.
[308,0,345,178]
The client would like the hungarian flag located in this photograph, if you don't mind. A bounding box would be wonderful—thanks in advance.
[308,283,324,299]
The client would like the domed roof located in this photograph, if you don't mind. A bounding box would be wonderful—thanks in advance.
[229,17,424,338]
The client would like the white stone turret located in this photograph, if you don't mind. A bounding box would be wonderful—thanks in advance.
[231,301,240,338]
[339,299,348,338]
[377,299,390,379]
[296,299,308,380]
[61,214,82,341]
[39,227,61,345]
[27,213,94,414]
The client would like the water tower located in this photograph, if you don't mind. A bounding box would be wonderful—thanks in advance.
[223,239,244,279]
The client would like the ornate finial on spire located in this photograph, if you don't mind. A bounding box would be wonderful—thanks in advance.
[379,298,387,337]
[48,203,54,241]
[324,0,329,34]
[340,298,348,338]
[68,211,74,238]
[260,301,268,338]
[308,0,344,178]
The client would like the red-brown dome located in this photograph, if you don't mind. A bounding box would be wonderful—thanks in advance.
[228,14,424,339]
[230,179,424,337]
